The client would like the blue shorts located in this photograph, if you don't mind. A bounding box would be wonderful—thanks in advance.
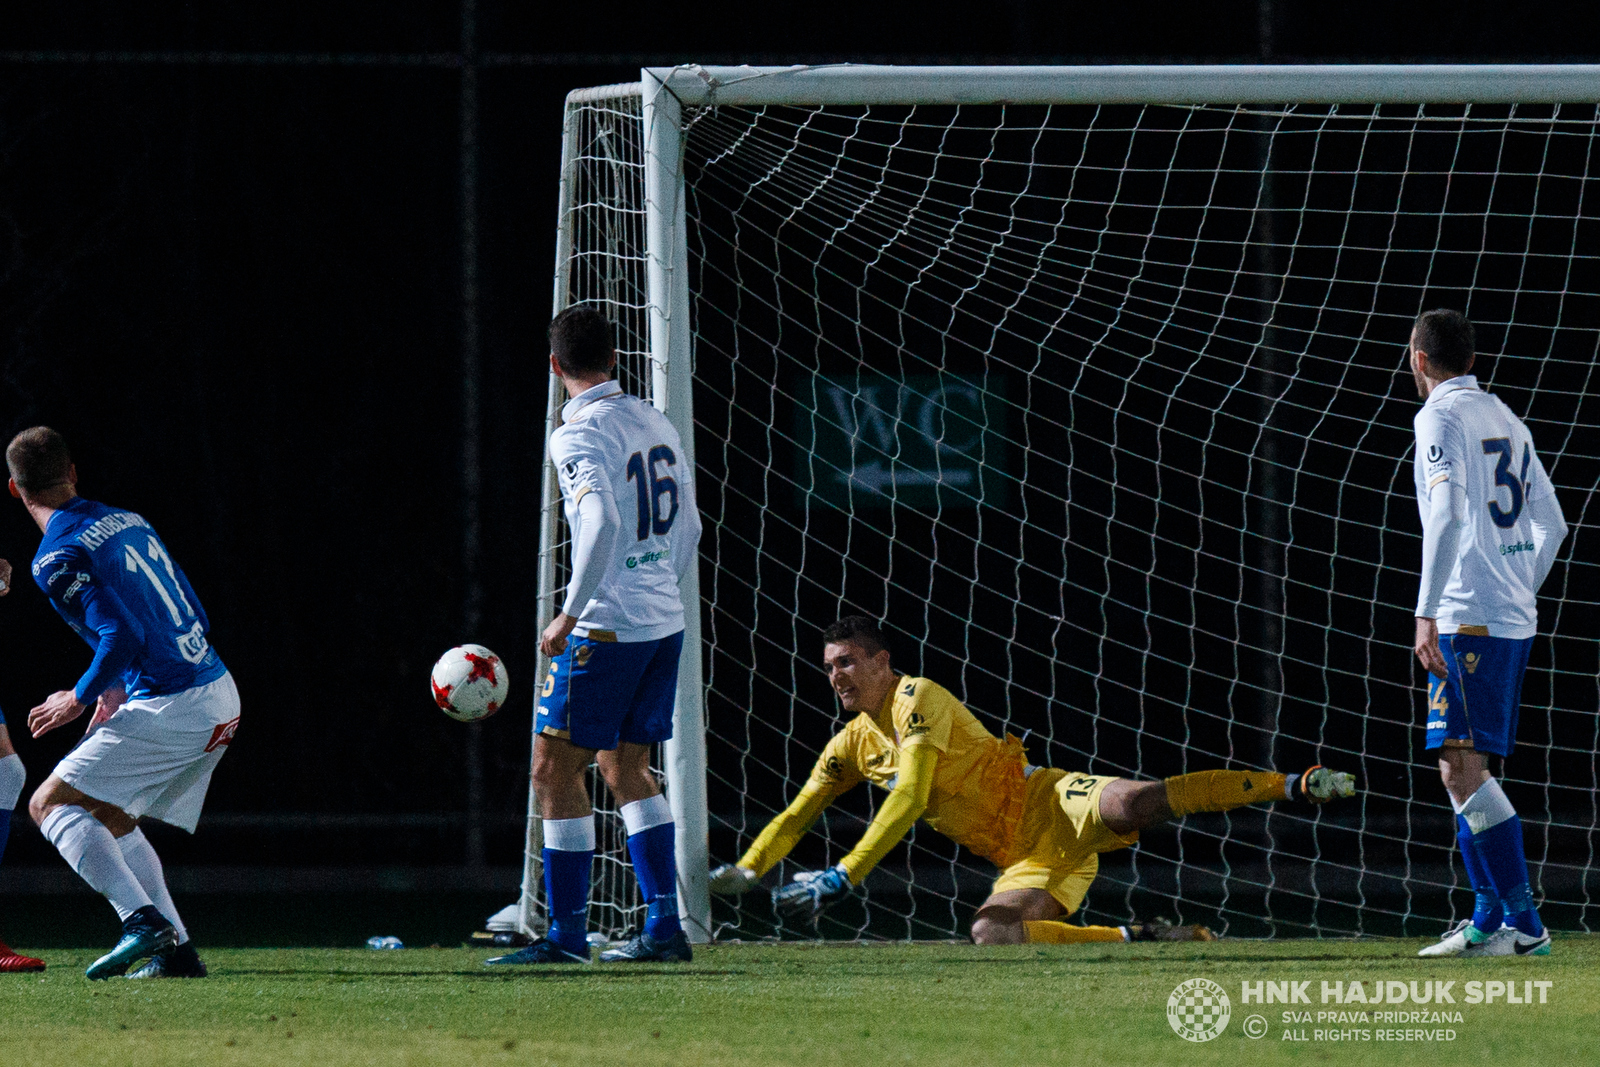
[1425,633,1532,758]
[535,630,684,751]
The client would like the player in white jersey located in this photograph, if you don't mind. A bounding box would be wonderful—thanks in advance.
[1406,310,1567,958]
[485,306,702,967]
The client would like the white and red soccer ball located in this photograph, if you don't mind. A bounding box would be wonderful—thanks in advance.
[431,644,509,722]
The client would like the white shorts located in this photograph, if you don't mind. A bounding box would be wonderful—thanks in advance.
[55,672,240,833]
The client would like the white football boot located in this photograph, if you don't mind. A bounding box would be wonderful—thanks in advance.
[1478,924,1552,957]
[1417,918,1495,958]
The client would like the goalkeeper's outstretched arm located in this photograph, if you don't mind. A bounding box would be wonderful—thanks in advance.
[767,745,938,918]
[835,744,935,884]
[711,744,939,899]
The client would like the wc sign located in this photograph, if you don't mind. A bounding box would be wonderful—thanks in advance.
[794,374,1009,509]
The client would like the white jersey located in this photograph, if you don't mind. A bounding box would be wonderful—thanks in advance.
[549,380,700,642]
[1413,375,1558,639]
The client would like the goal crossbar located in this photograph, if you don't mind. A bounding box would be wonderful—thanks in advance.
[647,63,1600,106]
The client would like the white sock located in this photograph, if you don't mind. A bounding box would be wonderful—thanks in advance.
[118,828,188,944]
[40,806,153,922]
[620,793,673,835]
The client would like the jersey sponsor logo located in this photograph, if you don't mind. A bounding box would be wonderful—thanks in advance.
[625,549,670,569]
[1499,540,1535,557]
[176,620,210,664]
[32,549,70,577]
[901,681,916,696]
[61,572,92,603]
[204,716,240,753]
[76,510,153,551]
[903,711,929,737]
[818,755,846,783]
[1426,444,1444,464]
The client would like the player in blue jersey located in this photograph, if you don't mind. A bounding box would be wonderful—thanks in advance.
[7,427,238,979]
[0,557,48,973]
[1405,312,1568,958]
[486,307,702,966]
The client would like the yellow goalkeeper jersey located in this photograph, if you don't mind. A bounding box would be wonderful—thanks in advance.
[806,676,1031,867]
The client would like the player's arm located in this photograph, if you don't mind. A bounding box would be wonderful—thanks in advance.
[1414,411,1466,678]
[0,556,11,595]
[710,780,845,893]
[670,456,702,587]
[768,746,937,917]
[540,474,621,657]
[29,573,146,737]
[836,742,937,884]
[1524,450,1569,592]
[710,735,858,894]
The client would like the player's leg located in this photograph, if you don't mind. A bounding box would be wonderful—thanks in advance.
[1100,766,1353,837]
[1442,745,1545,952]
[525,731,600,962]
[118,826,206,978]
[597,742,685,949]
[981,818,1213,945]
[0,724,47,972]
[596,632,690,963]
[30,774,149,911]
[490,633,636,965]
[29,774,177,978]
[1421,634,1546,957]
[972,889,1093,944]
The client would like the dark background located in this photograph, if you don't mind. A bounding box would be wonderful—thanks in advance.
[2,3,1597,946]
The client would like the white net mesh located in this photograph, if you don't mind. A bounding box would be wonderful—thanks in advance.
[547,85,1599,940]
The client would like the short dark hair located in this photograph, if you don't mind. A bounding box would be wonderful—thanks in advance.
[549,305,616,378]
[6,426,73,493]
[822,615,890,658]
[1413,309,1476,376]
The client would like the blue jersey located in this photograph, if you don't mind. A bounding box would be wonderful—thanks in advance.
[31,497,225,702]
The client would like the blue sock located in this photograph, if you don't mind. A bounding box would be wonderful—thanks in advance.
[0,809,10,867]
[628,823,681,940]
[1475,815,1543,937]
[543,847,594,954]
[1456,814,1502,932]
[541,814,596,956]
[622,796,680,941]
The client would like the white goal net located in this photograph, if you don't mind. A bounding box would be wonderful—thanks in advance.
[533,66,1599,941]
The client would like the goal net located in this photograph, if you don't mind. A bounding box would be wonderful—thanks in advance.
[532,66,1599,942]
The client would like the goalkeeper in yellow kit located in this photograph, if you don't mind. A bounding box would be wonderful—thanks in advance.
[710,617,1355,944]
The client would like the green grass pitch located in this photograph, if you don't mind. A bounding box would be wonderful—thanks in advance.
[6,938,1597,1066]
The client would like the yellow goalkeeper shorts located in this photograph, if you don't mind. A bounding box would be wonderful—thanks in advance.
[990,768,1140,914]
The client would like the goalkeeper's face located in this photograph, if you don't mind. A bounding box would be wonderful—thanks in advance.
[823,640,895,714]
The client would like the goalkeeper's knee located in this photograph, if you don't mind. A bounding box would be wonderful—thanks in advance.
[1164,770,1287,817]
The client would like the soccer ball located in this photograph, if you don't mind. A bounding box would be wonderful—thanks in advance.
[431,644,509,722]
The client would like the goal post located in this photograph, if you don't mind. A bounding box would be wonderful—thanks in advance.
[533,64,1600,942]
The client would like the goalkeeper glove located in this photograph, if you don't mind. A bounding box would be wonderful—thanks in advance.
[708,863,761,896]
[771,863,853,919]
